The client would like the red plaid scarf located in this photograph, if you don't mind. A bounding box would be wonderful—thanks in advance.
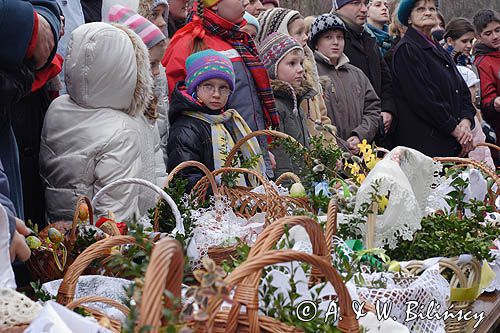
[175,8,279,129]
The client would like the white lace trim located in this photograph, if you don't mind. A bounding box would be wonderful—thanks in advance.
[0,288,43,327]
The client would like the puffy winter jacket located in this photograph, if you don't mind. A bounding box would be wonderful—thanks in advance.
[167,83,227,190]
[474,44,500,145]
[40,22,154,222]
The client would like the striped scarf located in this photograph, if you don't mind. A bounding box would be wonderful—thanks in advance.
[183,109,266,185]
[182,8,279,129]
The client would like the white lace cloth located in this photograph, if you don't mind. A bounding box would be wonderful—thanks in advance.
[43,275,131,320]
[356,268,449,333]
[354,147,442,249]
[0,204,15,289]
[25,301,112,333]
[186,196,265,268]
[0,288,42,327]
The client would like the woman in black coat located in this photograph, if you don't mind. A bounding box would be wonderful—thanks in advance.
[391,0,475,157]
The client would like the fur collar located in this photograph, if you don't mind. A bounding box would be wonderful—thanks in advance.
[270,79,317,101]
[112,24,153,117]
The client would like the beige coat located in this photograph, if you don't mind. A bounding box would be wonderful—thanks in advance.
[40,22,161,222]
[315,51,381,145]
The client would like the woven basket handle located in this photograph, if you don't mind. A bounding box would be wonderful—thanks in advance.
[326,199,338,254]
[66,295,130,316]
[137,237,184,331]
[434,157,500,210]
[223,129,301,168]
[153,160,220,232]
[56,235,136,305]
[249,216,328,257]
[275,172,301,186]
[67,196,94,254]
[434,157,500,191]
[475,142,500,152]
[213,167,279,224]
[92,178,184,234]
[207,250,359,333]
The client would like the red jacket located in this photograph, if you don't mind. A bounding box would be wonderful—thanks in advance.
[474,45,500,143]
[162,9,270,134]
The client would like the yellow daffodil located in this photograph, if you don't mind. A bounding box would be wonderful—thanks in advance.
[357,139,371,155]
[366,157,378,170]
[356,174,366,184]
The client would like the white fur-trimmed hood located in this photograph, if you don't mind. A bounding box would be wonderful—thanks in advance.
[64,22,153,116]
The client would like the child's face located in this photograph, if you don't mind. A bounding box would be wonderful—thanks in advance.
[196,78,232,110]
[277,49,305,88]
[213,0,245,24]
[241,24,258,40]
[447,31,475,54]
[288,18,308,48]
[149,41,167,76]
[151,4,168,31]
[316,29,345,65]
[477,21,500,50]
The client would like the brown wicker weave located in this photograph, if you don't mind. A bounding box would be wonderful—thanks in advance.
[56,236,184,333]
[200,250,359,333]
[193,167,284,224]
[26,196,94,282]
[402,257,482,333]
[275,172,313,213]
[153,160,220,232]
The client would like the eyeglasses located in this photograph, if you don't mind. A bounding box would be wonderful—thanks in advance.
[197,83,232,97]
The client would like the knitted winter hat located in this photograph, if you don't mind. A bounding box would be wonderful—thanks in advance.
[258,32,303,79]
[257,8,302,44]
[185,50,236,95]
[457,66,480,88]
[332,0,356,10]
[310,13,346,49]
[202,0,222,9]
[244,12,260,33]
[108,5,166,49]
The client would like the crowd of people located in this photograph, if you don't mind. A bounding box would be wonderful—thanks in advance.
[1,0,500,267]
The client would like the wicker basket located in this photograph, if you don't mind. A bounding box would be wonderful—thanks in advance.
[433,156,499,210]
[196,249,359,333]
[223,129,314,216]
[193,166,283,224]
[26,196,95,283]
[154,160,239,265]
[402,257,482,333]
[56,235,183,333]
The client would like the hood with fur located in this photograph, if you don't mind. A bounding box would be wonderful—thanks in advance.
[270,79,317,102]
[65,22,152,117]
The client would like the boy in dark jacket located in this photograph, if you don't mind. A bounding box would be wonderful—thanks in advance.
[473,10,500,147]
[259,32,315,179]
[167,50,265,190]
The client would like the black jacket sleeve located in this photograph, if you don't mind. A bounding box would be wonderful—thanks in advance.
[167,125,207,191]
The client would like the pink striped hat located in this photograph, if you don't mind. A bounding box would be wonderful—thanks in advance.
[108,5,166,49]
